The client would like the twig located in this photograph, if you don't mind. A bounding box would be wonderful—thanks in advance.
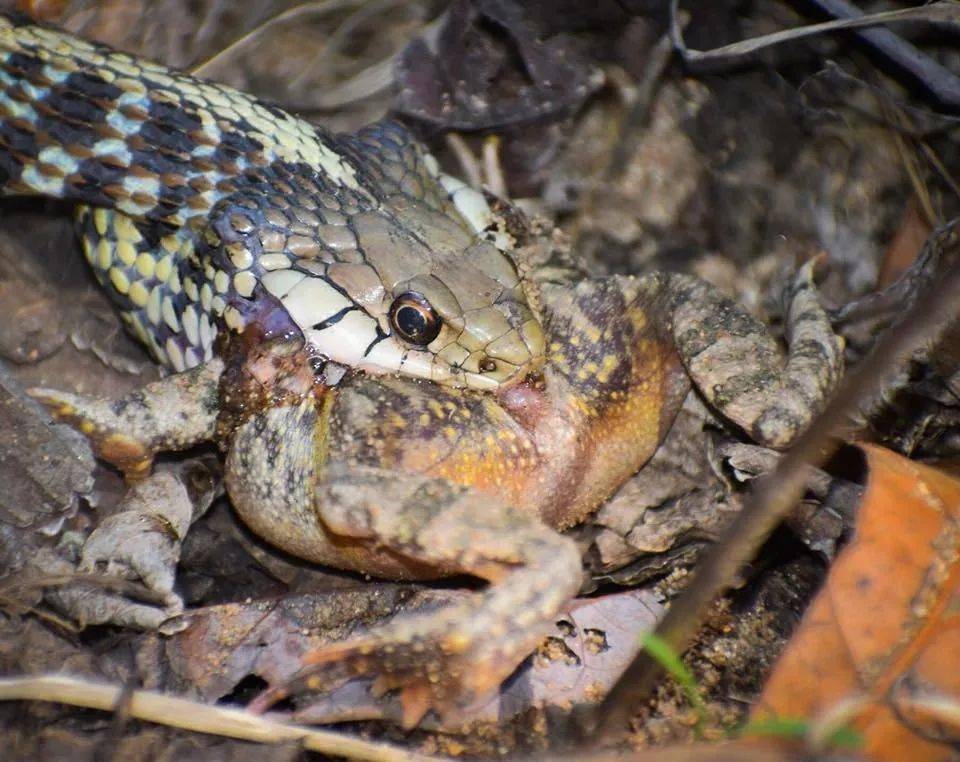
[2,572,169,606]
[0,675,444,762]
[668,0,960,109]
[605,15,683,185]
[794,0,960,111]
[482,136,508,199]
[189,0,368,77]
[285,13,445,112]
[287,0,406,91]
[806,694,871,754]
[588,221,960,741]
[890,690,960,736]
[445,133,483,189]
[570,18,681,253]
[0,591,79,632]
[670,1,960,62]
[187,0,440,112]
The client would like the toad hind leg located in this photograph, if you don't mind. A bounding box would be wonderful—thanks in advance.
[250,463,582,729]
[665,260,843,449]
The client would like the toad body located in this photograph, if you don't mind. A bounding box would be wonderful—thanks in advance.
[0,16,842,725]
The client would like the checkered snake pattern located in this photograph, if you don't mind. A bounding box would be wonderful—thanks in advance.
[0,14,544,389]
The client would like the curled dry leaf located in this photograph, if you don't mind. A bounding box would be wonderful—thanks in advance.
[394,0,601,131]
[753,444,960,760]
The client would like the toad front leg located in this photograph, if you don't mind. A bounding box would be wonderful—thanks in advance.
[30,360,224,479]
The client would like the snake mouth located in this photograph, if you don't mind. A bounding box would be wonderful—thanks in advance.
[459,325,546,391]
[419,308,545,391]
[451,351,543,392]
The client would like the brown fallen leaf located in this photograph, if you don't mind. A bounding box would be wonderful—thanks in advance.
[753,444,960,760]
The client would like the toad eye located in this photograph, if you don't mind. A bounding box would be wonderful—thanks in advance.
[389,291,441,345]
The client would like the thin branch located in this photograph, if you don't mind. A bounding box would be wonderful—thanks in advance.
[669,0,960,110]
[287,0,407,91]
[0,675,444,761]
[482,136,508,199]
[670,1,960,64]
[445,133,483,189]
[294,13,446,112]
[189,0,368,77]
[792,0,960,111]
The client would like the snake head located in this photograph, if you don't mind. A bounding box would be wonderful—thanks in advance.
[224,191,545,392]
[300,232,546,392]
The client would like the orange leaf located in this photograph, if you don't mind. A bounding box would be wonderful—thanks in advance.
[878,196,933,288]
[754,444,960,760]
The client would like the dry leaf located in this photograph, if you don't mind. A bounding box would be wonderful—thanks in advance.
[754,444,960,760]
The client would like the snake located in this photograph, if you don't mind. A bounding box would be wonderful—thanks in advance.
[0,13,545,391]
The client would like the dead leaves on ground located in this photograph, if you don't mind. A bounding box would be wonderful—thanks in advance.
[753,444,960,759]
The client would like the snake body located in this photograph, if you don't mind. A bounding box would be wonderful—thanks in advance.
[0,14,544,389]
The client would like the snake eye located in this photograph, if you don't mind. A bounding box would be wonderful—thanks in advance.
[389,291,441,345]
